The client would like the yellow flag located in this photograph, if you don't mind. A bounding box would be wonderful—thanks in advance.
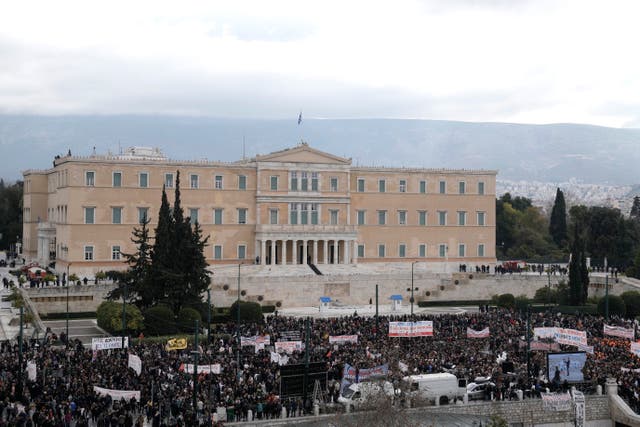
[166,338,187,351]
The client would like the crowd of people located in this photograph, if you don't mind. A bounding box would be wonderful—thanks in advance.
[1,308,640,426]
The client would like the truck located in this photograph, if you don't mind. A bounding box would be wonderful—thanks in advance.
[402,373,466,405]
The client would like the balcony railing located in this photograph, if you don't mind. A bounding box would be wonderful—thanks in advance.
[255,224,357,234]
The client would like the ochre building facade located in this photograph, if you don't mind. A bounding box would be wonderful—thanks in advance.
[22,144,497,277]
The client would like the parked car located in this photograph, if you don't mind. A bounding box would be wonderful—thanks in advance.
[466,381,496,400]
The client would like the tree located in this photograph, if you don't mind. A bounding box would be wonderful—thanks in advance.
[150,185,174,306]
[0,180,23,250]
[144,305,177,335]
[549,188,568,247]
[96,301,144,334]
[621,291,640,319]
[230,301,264,324]
[568,224,585,306]
[631,196,640,221]
[597,295,625,317]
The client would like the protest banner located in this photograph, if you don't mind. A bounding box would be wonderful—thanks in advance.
[541,392,572,411]
[27,361,37,381]
[278,331,301,341]
[467,327,490,338]
[329,335,358,344]
[533,328,587,347]
[630,341,640,357]
[275,341,304,354]
[389,321,433,337]
[166,338,187,351]
[93,386,140,401]
[341,363,389,394]
[128,354,142,376]
[182,364,222,374]
[604,324,634,340]
[270,351,289,366]
[521,340,561,352]
[91,337,129,351]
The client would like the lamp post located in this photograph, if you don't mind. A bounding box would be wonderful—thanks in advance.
[236,263,242,379]
[121,281,127,350]
[207,289,212,344]
[604,257,609,320]
[409,261,419,316]
[66,262,71,346]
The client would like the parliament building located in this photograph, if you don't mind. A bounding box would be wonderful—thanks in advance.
[22,143,497,278]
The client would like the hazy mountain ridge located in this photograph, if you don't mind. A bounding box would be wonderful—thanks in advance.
[1,115,639,186]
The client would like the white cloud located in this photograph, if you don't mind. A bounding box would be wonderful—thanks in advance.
[0,0,639,127]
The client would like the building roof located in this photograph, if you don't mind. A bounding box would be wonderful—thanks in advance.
[254,142,352,165]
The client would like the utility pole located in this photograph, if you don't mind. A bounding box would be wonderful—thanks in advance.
[410,261,418,316]
[526,305,531,379]
[66,263,71,347]
[303,317,311,413]
[375,284,379,337]
[604,256,609,320]
[207,289,212,344]
[193,319,200,417]
[236,263,241,380]
[121,282,127,350]
[18,306,24,398]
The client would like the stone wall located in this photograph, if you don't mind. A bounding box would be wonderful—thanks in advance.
[25,284,116,315]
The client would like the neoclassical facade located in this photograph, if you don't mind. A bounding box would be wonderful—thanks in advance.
[22,144,497,277]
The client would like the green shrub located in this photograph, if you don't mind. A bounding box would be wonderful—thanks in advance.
[230,301,263,324]
[497,293,516,308]
[597,295,626,317]
[177,307,202,332]
[621,291,640,318]
[533,286,558,304]
[515,295,529,311]
[96,301,144,334]
[144,305,177,335]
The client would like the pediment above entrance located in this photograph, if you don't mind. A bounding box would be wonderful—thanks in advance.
[256,143,351,165]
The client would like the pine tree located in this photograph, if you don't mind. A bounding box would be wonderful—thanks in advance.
[549,188,568,247]
[150,186,174,306]
[631,196,640,221]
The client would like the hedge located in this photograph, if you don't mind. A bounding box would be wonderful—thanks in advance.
[41,312,96,320]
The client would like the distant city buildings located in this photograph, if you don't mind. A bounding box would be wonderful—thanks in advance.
[22,143,497,277]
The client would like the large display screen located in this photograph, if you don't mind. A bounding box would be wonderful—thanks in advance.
[547,352,586,383]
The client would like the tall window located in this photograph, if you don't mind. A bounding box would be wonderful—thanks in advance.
[478,181,485,195]
[270,176,278,191]
[459,181,466,194]
[458,211,466,226]
[84,245,94,261]
[237,208,247,224]
[215,175,223,189]
[85,171,95,186]
[189,208,199,224]
[399,244,406,258]
[112,172,122,188]
[301,172,308,191]
[358,244,365,258]
[378,210,387,225]
[214,245,222,260]
[419,180,426,194]
[330,177,338,192]
[330,209,338,225]
[399,179,406,193]
[398,210,407,225]
[357,178,365,192]
[214,209,223,225]
[419,244,426,257]
[438,211,447,226]
[439,180,446,194]
[418,211,427,226]
[477,211,486,226]
[300,203,309,224]
[269,209,278,225]
[290,203,298,225]
[458,244,466,257]
[379,179,386,193]
[190,174,200,188]
[378,244,386,258]
[112,207,122,224]
[439,244,447,257]
[138,207,149,224]
[84,207,95,224]
[165,173,174,188]
[291,172,298,191]
[311,204,319,224]
[238,175,247,190]
[112,246,121,260]
[357,210,366,225]
[237,245,246,260]
[478,244,485,257]
[311,173,319,191]
[139,172,148,188]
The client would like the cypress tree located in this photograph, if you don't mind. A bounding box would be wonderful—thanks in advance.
[112,216,153,307]
[631,196,640,221]
[580,249,589,305]
[568,224,582,305]
[151,186,174,306]
[549,188,568,246]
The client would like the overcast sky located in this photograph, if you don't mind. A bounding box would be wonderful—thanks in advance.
[1,0,640,127]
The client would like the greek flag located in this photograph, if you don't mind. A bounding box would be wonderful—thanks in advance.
[297,111,302,125]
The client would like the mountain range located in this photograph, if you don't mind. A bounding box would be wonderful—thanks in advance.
[1,115,639,185]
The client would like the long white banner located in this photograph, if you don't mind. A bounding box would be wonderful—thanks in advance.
[541,392,572,411]
[93,386,140,401]
[604,324,634,340]
[467,327,490,338]
[275,341,304,354]
[182,363,222,375]
[92,337,129,351]
[533,328,587,347]
[388,321,433,337]
[329,335,358,344]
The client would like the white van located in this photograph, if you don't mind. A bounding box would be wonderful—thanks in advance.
[338,381,394,411]
[402,373,465,405]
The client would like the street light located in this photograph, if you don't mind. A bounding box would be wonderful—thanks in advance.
[409,261,419,315]
[236,263,242,379]
[66,262,71,347]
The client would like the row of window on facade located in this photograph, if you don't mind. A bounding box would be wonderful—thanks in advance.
[80,205,487,227]
[79,242,487,261]
[83,170,486,195]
